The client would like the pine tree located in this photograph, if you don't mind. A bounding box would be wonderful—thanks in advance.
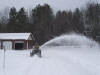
[8,7,17,32]
[31,4,54,44]
[0,23,1,32]
[85,2,100,39]
[16,7,28,32]
[54,10,73,36]
[73,8,84,33]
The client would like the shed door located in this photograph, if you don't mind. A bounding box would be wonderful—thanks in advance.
[3,41,12,50]
[14,41,24,50]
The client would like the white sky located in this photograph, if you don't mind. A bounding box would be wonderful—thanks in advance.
[0,0,100,12]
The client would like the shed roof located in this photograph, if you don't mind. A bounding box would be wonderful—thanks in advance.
[0,33,32,40]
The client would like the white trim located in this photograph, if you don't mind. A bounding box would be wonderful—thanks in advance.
[14,41,24,43]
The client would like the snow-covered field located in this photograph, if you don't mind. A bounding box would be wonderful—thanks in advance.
[0,34,100,75]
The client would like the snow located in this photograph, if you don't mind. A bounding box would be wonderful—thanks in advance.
[0,47,100,75]
[0,34,100,75]
[0,33,31,40]
[42,34,98,48]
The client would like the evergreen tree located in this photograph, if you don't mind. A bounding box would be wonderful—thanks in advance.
[8,7,17,32]
[73,8,84,33]
[54,10,73,36]
[0,23,1,32]
[31,4,54,44]
[92,3,100,38]
[85,2,100,39]
[17,7,28,32]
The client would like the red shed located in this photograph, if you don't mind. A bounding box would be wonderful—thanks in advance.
[0,33,34,50]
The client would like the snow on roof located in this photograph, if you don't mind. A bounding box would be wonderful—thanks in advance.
[0,33,32,40]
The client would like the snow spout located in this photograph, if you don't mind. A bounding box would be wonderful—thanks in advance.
[41,34,99,48]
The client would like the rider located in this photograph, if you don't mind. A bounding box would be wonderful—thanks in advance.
[34,43,40,53]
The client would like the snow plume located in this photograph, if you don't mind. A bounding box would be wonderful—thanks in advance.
[42,34,99,48]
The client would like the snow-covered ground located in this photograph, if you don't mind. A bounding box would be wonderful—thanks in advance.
[0,34,100,75]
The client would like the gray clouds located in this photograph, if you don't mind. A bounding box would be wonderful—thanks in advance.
[0,0,100,11]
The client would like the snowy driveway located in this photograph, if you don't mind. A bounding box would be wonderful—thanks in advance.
[0,47,100,75]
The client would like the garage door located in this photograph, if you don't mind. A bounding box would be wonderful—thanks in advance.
[14,41,24,50]
[3,41,12,50]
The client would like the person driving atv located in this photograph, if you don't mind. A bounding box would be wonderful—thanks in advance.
[30,43,42,57]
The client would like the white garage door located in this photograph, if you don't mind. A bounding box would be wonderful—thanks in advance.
[3,41,12,50]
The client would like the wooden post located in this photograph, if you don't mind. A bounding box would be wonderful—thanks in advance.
[27,41,28,50]
[12,40,14,50]
[3,46,6,68]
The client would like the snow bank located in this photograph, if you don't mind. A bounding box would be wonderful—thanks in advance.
[42,34,98,48]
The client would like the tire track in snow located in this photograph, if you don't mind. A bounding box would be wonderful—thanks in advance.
[24,50,94,75]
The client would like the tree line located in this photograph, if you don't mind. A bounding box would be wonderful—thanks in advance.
[0,2,100,45]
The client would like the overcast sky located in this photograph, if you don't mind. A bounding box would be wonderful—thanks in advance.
[0,0,100,12]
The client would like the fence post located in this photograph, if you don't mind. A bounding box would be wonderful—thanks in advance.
[3,46,6,68]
